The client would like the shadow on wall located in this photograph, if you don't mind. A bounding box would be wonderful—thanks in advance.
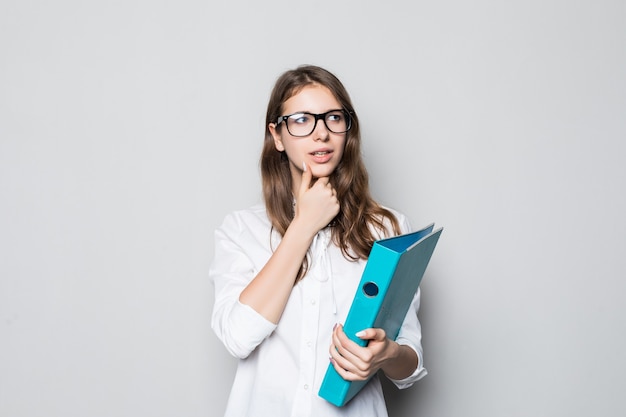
[381,279,437,417]
[381,375,424,416]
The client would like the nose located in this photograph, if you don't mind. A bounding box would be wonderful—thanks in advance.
[312,118,330,142]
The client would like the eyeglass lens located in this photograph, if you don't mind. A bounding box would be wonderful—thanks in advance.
[286,110,350,137]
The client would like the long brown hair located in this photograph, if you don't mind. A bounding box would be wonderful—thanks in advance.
[261,65,401,281]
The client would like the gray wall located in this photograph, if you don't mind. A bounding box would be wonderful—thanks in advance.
[1,1,625,416]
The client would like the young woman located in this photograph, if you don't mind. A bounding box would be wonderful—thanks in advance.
[210,65,427,416]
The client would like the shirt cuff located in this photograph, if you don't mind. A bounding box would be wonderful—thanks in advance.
[228,300,277,356]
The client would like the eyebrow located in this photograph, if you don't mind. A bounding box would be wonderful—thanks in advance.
[285,108,343,116]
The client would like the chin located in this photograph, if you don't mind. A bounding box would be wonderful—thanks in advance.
[311,165,337,178]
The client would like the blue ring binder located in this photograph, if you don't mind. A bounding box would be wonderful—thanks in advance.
[318,223,443,407]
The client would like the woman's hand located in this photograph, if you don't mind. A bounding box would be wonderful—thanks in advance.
[329,324,398,381]
[293,163,339,236]
[329,324,419,381]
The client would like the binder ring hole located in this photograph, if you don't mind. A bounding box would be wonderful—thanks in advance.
[362,282,379,297]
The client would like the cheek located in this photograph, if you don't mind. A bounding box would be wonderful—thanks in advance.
[281,143,305,168]
[280,140,296,156]
[337,138,348,158]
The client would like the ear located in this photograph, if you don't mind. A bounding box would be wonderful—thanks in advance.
[268,123,285,152]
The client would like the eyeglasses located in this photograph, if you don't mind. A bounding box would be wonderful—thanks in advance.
[276,109,352,137]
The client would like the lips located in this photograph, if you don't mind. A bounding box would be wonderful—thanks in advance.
[310,149,333,163]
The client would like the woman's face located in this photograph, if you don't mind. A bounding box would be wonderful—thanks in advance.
[269,84,347,193]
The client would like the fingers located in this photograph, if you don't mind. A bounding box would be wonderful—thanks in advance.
[326,180,337,196]
[293,162,340,235]
[328,325,391,380]
[295,163,338,221]
[329,325,375,379]
[355,328,386,342]
[298,162,313,196]
[329,329,368,380]
[299,162,333,194]
[332,325,365,360]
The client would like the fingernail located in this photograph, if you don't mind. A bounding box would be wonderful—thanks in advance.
[355,330,366,338]
[333,323,337,330]
[302,162,307,172]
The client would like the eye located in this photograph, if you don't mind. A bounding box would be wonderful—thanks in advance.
[326,111,344,123]
[289,113,310,125]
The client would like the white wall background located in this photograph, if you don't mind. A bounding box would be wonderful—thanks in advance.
[1,1,625,416]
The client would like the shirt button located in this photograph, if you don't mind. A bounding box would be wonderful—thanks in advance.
[304,384,309,390]
[306,340,312,348]
[310,299,316,305]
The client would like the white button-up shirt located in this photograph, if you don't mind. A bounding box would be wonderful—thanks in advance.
[210,203,427,417]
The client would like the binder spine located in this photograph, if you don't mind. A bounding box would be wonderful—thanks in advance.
[318,245,400,407]
[341,246,399,344]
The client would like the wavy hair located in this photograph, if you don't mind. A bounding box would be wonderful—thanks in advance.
[261,65,401,281]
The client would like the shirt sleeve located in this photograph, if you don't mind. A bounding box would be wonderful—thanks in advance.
[209,213,277,359]
[385,211,428,388]
[387,287,428,388]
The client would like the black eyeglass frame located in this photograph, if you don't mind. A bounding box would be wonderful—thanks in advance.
[275,109,353,137]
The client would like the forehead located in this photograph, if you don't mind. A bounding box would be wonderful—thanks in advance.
[282,84,341,114]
